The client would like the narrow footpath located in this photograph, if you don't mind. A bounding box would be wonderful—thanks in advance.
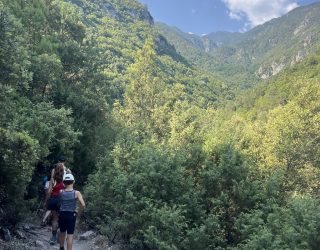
[0,219,109,250]
[32,224,95,250]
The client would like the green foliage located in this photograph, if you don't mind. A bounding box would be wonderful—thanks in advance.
[12,101,80,158]
[136,204,187,250]
[235,197,320,250]
[84,3,320,247]
[85,142,203,248]
[120,38,168,133]
[0,85,79,224]
[69,0,153,24]
[1,0,320,249]
[0,2,31,91]
[183,214,225,250]
[0,128,38,225]
[199,144,264,246]
[29,53,63,100]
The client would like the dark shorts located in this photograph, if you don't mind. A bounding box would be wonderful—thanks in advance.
[47,197,60,211]
[59,211,77,234]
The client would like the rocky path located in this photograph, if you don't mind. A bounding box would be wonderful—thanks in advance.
[33,224,94,250]
[0,219,109,250]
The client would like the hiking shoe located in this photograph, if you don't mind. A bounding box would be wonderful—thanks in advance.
[49,235,56,245]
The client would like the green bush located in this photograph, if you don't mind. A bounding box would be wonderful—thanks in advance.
[85,142,202,248]
[0,128,38,226]
[235,197,320,250]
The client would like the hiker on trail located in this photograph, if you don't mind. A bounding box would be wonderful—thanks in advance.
[43,174,50,196]
[58,173,85,250]
[41,173,52,226]
[47,163,65,244]
[51,155,72,177]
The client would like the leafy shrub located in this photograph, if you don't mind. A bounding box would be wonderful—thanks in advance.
[0,128,38,226]
[85,142,202,248]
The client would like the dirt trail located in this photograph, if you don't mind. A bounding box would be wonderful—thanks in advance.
[0,219,109,250]
[34,225,93,250]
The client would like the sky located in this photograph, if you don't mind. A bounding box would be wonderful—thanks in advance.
[138,0,320,35]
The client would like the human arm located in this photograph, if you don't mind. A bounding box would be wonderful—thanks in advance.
[76,191,85,208]
[76,191,85,217]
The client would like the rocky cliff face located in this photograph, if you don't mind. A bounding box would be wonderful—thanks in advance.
[128,7,154,25]
[258,61,286,79]
[202,37,218,53]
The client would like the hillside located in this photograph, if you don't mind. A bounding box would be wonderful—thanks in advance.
[0,0,225,232]
[156,2,320,89]
[1,0,320,249]
[233,48,320,116]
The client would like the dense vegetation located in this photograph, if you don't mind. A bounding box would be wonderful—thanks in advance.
[0,0,319,249]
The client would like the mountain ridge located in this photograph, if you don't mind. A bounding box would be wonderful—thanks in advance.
[156,2,320,89]
[69,0,154,24]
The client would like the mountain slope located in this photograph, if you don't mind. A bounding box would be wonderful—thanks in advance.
[156,22,257,89]
[155,22,211,64]
[157,2,320,89]
[234,48,320,117]
[231,2,320,79]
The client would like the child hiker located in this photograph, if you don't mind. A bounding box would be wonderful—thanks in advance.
[59,173,85,250]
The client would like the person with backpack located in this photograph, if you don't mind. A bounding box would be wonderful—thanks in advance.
[58,173,85,250]
[41,173,52,226]
[47,163,65,244]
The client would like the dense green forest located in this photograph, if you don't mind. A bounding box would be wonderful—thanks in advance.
[0,0,319,249]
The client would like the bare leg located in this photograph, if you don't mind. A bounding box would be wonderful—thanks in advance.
[49,210,59,244]
[59,232,66,248]
[52,210,59,231]
[66,234,74,250]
